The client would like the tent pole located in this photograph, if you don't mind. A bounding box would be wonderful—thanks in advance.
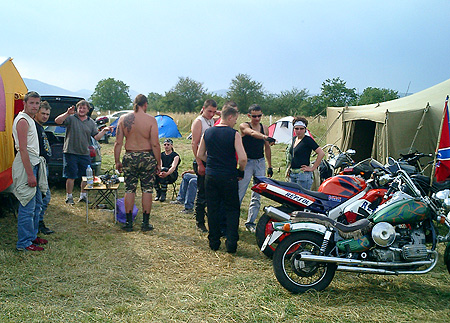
[408,103,429,154]
[430,96,449,187]
[318,108,344,145]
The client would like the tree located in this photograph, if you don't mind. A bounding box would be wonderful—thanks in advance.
[320,77,357,107]
[270,87,310,116]
[147,92,164,112]
[201,92,227,110]
[90,78,132,111]
[227,74,265,113]
[357,87,399,105]
[162,77,206,113]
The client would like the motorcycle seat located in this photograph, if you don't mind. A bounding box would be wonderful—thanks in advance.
[291,211,371,233]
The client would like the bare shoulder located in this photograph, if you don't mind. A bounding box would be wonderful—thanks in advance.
[240,122,250,130]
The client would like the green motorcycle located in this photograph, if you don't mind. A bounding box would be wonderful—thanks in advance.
[265,169,450,293]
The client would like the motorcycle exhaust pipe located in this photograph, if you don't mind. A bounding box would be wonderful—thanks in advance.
[264,206,291,222]
[299,252,437,269]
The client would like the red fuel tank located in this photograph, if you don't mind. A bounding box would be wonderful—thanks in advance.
[318,175,367,198]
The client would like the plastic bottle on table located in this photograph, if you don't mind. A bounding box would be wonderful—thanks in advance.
[86,165,94,188]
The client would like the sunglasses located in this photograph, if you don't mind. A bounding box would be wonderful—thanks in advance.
[294,127,306,131]
[163,143,172,146]
[251,114,262,118]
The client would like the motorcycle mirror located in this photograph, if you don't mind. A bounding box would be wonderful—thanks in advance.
[387,157,396,166]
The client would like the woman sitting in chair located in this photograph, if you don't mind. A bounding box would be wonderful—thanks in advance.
[155,138,180,202]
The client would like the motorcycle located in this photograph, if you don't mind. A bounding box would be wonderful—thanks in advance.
[319,144,356,181]
[253,162,391,258]
[264,163,450,293]
[95,116,110,143]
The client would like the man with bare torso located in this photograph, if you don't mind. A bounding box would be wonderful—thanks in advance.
[114,94,161,232]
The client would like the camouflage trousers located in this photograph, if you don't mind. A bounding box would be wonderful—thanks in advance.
[123,151,157,193]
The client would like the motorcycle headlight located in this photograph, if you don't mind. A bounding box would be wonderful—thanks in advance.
[434,189,450,212]
[378,174,391,186]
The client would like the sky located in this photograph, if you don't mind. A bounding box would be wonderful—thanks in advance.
[2,0,450,97]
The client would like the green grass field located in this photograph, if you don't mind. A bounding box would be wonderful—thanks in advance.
[1,114,450,322]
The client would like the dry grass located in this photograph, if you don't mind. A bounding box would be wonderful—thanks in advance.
[1,115,450,322]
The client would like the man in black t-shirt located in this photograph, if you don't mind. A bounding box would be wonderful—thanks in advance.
[34,101,54,235]
[155,138,180,202]
[197,102,247,253]
[238,104,275,233]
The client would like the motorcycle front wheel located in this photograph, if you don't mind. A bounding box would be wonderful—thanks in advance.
[273,232,336,293]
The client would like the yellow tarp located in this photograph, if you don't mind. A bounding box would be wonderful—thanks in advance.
[0,57,27,192]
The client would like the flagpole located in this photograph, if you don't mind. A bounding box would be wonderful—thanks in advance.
[430,95,449,188]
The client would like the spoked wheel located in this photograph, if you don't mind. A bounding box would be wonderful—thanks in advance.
[273,232,336,293]
[255,213,289,259]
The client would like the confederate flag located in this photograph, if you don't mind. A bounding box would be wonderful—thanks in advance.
[435,96,450,182]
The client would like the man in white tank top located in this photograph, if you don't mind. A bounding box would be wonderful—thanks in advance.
[190,99,218,233]
[12,91,48,251]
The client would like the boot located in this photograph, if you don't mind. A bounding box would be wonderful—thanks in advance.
[159,184,167,202]
[39,221,54,235]
[141,212,154,231]
[154,189,161,201]
[122,212,133,232]
[159,190,167,202]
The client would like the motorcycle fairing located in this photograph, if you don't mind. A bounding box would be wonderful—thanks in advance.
[253,176,345,213]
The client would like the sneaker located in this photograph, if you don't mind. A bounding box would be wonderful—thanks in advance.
[65,196,74,205]
[170,200,183,205]
[32,237,48,245]
[17,244,44,251]
[196,223,208,233]
[245,223,256,233]
[77,196,87,203]
[179,208,193,214]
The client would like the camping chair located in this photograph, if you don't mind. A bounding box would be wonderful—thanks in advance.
[171,182,177,200]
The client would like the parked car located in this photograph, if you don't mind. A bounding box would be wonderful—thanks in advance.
[106,110,133,124]
[41,96,102,183]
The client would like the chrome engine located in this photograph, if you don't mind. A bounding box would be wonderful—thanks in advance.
[370,225,428,262]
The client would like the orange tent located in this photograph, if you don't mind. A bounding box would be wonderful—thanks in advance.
[0,57,27,192]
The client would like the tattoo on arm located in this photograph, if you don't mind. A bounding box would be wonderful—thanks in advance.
[123,114,135,133]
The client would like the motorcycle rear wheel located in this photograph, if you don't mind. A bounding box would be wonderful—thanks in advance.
[273,232,336,293]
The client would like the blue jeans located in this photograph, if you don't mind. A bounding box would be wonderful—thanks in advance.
[17,165,43,249]
[238,158,266,225]
[39,166,51,222]
[176,173,197,210]
[289,171,313,190]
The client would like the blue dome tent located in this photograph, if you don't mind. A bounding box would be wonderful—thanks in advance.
[109,114,182,138]
[155,114,182,138]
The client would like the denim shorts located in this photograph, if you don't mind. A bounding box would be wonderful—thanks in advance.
[289,171,313,190]
[63,153,91,179]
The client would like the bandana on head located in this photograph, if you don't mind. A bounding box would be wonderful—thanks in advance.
[294,121,306,128]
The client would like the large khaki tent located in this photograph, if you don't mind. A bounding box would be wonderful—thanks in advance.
[326,78,450,165]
